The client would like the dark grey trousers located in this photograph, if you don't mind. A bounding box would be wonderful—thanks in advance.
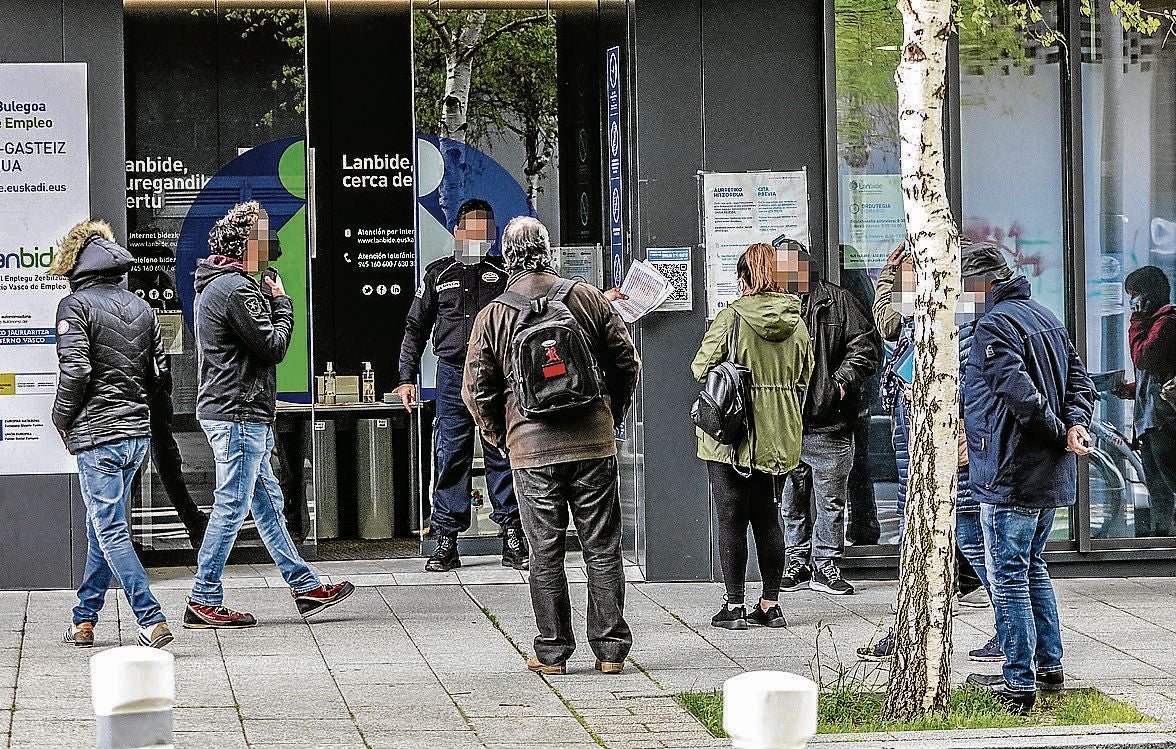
[513,456,632,665]
[782,431,855,563]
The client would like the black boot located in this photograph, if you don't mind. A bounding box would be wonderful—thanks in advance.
[425,533,461,572]
[502,527,529,571]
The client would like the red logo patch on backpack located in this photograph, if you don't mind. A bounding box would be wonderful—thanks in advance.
[541,340,567,378]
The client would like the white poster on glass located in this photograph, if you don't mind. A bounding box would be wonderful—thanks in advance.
[842,174,905,270]
[701,170,809,319]
[0,63,89,475]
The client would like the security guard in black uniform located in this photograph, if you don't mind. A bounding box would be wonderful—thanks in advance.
[396,199,527,572]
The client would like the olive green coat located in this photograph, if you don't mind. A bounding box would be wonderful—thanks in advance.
[691,293,814,475]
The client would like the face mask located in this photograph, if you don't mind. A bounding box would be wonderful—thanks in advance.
[455,239,493,265]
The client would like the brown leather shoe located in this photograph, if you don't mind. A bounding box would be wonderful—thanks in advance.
[63,622,94,648]
[527,655,566,675]
[595,659,624,674]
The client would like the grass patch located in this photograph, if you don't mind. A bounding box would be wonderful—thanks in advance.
[676,687,1152,737]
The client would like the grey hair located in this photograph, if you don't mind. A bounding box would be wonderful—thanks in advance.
[501,216,553,272]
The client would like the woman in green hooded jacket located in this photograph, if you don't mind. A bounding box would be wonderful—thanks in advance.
[692,243,814,631]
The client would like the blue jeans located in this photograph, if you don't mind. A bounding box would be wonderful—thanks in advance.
[981,504,1064,692]
[191,420,319,605]
[431,360,519,536]
[74,437,165,628]
[956,509,990,594]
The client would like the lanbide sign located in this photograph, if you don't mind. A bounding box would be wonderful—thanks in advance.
[606,46,624,288]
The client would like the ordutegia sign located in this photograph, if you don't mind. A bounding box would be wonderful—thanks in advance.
[0,63,89,475]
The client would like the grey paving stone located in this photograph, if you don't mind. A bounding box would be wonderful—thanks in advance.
[243,717,362,745]
[470,715,594,744]
[173,706,243,733]
[173,731,249,749]
[349,704,470,732]
[358,730,486,749]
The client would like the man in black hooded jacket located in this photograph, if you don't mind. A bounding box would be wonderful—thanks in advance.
[773,238,882,597]
[50,219,173,650]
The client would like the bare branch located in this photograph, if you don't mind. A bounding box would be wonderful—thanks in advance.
[461,14,551,62]
[422,9,452,49]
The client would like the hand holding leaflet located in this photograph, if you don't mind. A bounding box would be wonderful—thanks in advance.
[610,260,674,324]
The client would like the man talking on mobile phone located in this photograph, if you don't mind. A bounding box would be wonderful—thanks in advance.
[959,243,1096,715]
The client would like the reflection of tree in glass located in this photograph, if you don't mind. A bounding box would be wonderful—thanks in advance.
[836,0,1031,169]
[192,9,306,129]
[414,10,557,204]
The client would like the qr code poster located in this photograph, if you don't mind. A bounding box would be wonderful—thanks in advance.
[647,247,692,312]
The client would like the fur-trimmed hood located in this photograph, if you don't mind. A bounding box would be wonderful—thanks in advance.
[49,220,132,290]
[49,219,116,277]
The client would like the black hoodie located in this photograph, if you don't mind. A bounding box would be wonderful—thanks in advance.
[53,237,166,454]
[193,256,293,423]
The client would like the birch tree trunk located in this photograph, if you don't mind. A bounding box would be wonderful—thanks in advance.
[440,12,488,144]
[882,0,961,722]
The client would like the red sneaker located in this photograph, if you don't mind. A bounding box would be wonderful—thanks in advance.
[183,599,257,629]
[293,581,355,618]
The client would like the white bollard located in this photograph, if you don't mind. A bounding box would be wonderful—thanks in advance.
[90,646,176,749]
[723,671,818,749]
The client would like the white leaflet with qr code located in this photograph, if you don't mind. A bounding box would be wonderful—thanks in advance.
[646,247,692,312]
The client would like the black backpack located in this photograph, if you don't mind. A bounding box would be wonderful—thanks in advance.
[497,278,605,418]
[691,312,754,475]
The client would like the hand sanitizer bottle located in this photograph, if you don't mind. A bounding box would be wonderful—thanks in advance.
[362,362,376,403]
[324,362,337,405]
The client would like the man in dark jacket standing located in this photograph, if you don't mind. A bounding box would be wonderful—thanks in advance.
[961,244,1096,714]
[186,202,353,629]
[463,217,640,675]
[395,198,526,572]
[50,219,173,650]
[1114,266,1176,536]
[776,239,882,596]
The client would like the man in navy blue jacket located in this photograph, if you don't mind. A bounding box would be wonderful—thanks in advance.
[961,244,1096,714]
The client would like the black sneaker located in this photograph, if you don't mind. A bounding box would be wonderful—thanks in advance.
[425,533,461,572]
[781,561,811,592]
[811,561,855,595]
[1037,669,1064,692]
[501,527,529,571]
[968,634,1006,662]
[857,628,895,662]
[965,673,1036,715]
[746,604,787,628]
[711,605,748,630]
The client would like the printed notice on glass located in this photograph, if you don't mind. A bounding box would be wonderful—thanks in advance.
[611,260,674,324]
[701,170,809,319]
[842,174,905,270]
[0,63,89,475]
[554,245,604,289]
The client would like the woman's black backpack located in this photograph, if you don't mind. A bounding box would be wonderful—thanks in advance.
[691,312,754,475]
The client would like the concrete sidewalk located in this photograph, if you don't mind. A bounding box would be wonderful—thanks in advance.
[3,557,1176,748]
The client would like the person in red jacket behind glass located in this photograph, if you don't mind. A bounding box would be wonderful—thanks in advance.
[1114,266,1176,536]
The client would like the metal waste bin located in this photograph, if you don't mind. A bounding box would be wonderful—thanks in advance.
[356,417,395,539]
[312,419,339,539]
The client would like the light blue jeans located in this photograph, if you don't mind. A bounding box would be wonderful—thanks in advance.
[191,420,319,605]
[982,504,1064,692]
[74,437,165,628]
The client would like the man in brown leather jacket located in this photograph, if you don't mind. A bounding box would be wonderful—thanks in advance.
[463,216,640,676]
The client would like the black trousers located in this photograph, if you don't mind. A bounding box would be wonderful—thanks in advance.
[513,456,631,665]
[148,391,204,531]
[707,461,786,605]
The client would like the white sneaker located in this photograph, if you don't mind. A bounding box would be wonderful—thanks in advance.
[957,587,991,609]
[137,622,174,649]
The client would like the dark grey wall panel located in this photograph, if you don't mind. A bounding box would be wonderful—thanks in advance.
[64,0,127,241]
[0,1,63,62]
[632,0,710,581]
[0,0,126,589]
[632,0,829,581]
[0,477,74,589]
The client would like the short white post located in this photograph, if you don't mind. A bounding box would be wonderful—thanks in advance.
[90,646,176,749]
[723,670,818,749]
